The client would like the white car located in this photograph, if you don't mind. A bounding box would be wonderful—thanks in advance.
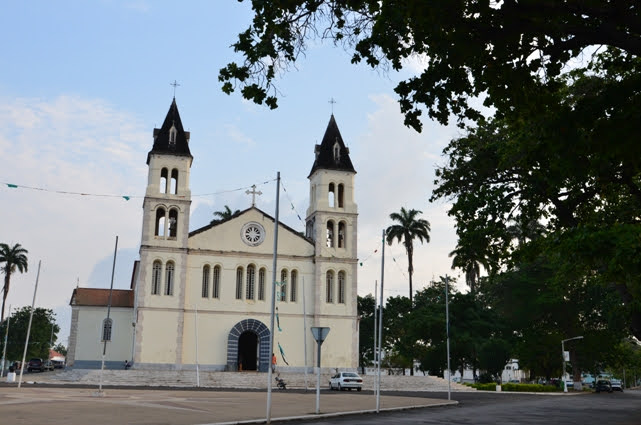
[329,372,363,391]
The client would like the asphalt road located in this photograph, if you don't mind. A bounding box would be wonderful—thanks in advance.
[300,389,641,425]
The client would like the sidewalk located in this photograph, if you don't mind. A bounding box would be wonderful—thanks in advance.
[0,386,457,425]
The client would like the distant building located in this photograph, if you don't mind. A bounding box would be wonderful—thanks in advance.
[67,98,359,371]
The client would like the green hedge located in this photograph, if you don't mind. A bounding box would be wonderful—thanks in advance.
[466,382,560,392]
[501,383,559,392]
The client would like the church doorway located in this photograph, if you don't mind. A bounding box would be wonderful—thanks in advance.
[238,331,258,371]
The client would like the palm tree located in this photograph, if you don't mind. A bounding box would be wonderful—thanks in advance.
[211,205,240,224]
[385,207,431,308]
[0,243,29,322]
[448,243,488,295]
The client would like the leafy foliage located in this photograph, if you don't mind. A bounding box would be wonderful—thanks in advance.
[221,1,640,131]
[0,307,59,361]
[211,205,241,224]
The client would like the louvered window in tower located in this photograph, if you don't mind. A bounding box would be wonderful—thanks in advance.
[333,141,340,162]
[169,125,177,147]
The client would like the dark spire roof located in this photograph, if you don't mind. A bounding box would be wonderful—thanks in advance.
[147,98,192,164]
[308,114,356,177]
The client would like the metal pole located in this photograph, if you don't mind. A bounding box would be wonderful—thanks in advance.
[562,340,566,393]
[445,275,451,400]
[195,306,200,387]
[18,260,41,388]
[98,236,118,394]
[373,280,377,394]
[1,305,11,378]
[376,229,385,412]
[315,340,321,414]
[302,276,308,389]
[266,172,280,424]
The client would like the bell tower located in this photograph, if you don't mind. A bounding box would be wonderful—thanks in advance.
[134,98,193,366]
[306,115,358,368]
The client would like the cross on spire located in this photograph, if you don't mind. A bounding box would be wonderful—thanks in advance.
[171,80,180,97]
[328,97,337,114]
[245,184,263,207]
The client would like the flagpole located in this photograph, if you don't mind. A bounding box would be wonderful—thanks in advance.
[302,276,308,389]
[97,236,118,395]
[195,305,200,387]
[376,230,385,411]
[18,261,41,389]
[373,281,377,393]
[266,172,280,424]
[0,305,11,378]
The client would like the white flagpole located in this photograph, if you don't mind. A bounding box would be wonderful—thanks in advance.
[195,306,200,387]
[376,230,385,411]
[266,172,281,424]
[302,276,308,389]
[373,281,377,392]
[1,304,11,378]
[18,261,41,388]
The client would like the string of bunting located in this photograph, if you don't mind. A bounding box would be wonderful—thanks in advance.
[0,178,276,201]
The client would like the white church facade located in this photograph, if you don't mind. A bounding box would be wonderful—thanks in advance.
[67,99,359,371]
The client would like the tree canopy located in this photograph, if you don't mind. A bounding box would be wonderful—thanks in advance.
[0,307,59,361]
[1,242,29,322]
[220,1,640,130]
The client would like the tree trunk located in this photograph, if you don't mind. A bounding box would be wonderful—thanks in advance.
[1,274,10,322]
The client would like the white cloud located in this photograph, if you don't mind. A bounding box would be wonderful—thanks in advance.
[0,95,148,344]
[353,94,465,298]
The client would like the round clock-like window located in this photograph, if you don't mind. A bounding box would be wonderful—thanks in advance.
[241,222,266,246]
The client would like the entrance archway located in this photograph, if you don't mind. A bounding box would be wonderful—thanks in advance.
[227,319,270,372]
[238,331,258,371]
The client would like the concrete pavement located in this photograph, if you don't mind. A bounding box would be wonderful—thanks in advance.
[0,386,456,425]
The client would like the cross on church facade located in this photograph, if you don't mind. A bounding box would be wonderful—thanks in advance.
[246,184,262,207]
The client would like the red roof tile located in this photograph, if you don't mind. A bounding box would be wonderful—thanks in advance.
[70,288,134,307]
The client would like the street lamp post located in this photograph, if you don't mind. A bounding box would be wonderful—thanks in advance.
[561,336,583,393]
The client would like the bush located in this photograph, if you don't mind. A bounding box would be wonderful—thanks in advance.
[469,382,499,391]
[501,383,560,392]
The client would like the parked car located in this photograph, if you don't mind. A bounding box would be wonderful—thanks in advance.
[43,360,54,371]
[27,358,44,372]
[329,372,363,391]
[595,379,612,393]
[52,360,65,369]
[611,379,623,392]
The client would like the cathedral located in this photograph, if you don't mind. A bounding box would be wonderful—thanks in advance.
[67,99,359,371]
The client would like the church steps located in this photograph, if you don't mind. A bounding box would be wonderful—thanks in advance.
[28,369,476,392]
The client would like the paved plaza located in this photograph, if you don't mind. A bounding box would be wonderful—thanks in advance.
[0,385,456,425]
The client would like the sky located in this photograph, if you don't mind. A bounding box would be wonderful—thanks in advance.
[0,1,467,346]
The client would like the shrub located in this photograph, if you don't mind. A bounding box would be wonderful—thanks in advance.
[501,383,560,392]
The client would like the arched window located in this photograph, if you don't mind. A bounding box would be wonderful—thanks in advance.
[338,184,344,208]
[326,271,334,303]
[155,208,166,237]
[168,208,178,238]
[152,261,162,295]
[235,267,244,300]
[246,265,256,300]
[338,271,346,304]
[326,220,335,248]
[101,318,113,341]
[279,269,288,302]
[213,265,221,299]
[328,183,335,208]
[290,270,298,302]
[258,268,266,301]
[160,168,168,193]
[170,169,178,194]
[333,142,340,162]
[165,261,175,296]
[338,221,346,248]
[202,265,210,298]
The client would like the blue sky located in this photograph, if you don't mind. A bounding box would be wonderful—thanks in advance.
[1,1,464,345]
